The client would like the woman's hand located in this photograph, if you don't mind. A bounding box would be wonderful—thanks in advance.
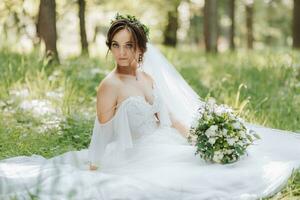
[169,113,190,139]
[89,164,98,171]
[172,121,190,138]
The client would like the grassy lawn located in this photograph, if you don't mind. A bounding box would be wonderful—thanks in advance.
[0,46,299,199]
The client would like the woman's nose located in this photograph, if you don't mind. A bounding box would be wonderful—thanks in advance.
[120,46,126,56]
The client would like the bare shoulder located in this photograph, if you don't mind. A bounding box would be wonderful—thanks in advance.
[96,73,121,123]
[141,71,155,86]
[97,73,120,94]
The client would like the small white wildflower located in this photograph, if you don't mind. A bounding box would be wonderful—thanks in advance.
[207,98,216,106]
[206,114,213,120]
[9,88,30,98]
[20,99,55,115]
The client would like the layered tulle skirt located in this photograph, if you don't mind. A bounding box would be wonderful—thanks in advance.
[1,124,300,200]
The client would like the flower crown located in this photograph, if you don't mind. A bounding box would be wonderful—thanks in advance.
[111,13,150,39]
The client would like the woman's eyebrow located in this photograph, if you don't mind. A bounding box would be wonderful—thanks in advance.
[111,40,133,44]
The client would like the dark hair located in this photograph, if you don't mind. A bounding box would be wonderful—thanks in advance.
[106,18,148,56]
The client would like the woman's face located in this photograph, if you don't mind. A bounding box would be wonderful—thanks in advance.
[110,28,140,68]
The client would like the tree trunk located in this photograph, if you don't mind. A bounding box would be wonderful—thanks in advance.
[37,0,59,62]
[293,0,300,49]
[163,2,180,47]
[78,0,89,55]
[229,0,235,50]
[245,1,254,49]
[204,0,218,53]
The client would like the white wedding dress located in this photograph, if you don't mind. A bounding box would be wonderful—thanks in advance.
[1,44,300,200]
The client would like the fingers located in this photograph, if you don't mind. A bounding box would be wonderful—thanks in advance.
[89,164,98,171]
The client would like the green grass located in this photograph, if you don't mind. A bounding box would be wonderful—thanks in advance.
[0,46,299,199]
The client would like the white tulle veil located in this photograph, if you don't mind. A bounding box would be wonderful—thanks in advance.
[142,43,204,128]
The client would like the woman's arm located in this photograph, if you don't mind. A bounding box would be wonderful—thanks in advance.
[90,78,118,171]
[169,112,190,138]
[96,78,119,124]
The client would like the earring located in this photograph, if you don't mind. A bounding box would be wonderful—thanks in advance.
[138,54,143,71]
[138,54,143,62]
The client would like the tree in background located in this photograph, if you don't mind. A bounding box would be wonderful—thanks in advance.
[78,0,89,55]
[0,0,298,55]
[188,14,203,46]
[245,0,254,49]
[163,0,181,47]
[204,0,218,53]
[229,0,235,50]
[0,1,38,49]
[293,0,300,49]
[37,0,59,62]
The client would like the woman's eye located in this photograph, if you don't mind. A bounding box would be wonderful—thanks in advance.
[126,44,133,48]
[112,43,119,48]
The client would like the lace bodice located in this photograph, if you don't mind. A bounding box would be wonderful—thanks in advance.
[117,87,160,140]
[88,82,172,166]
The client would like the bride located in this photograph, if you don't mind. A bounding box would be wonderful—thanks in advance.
[1,14,300,200]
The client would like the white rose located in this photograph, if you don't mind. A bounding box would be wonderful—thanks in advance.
[239,130,246,138]
[214,107,224,116]
[205,130,214,137]
[226,138,236,146]
[213,156,221,163]
[221,129,228,136]
[208,137,216,145]
[205,129,211,137]
[225,149,234,154]
[210,125,218,131]
[205,125,218,137]
[213,151,224,163]
[232,122,241,130]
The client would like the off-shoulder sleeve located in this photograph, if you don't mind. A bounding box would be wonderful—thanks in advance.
[113,104,133,150]
[88,117,114,167]
[159,104,172,128]
[88,104,134,168]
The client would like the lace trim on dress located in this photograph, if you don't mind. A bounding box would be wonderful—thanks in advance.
[97,81,158,126]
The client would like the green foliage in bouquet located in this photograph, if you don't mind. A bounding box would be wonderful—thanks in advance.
[188,98,260,164]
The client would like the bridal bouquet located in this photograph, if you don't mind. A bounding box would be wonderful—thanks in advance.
[188,98,260,164]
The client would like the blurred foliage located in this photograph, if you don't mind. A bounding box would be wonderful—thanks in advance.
[0,0,296,56]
